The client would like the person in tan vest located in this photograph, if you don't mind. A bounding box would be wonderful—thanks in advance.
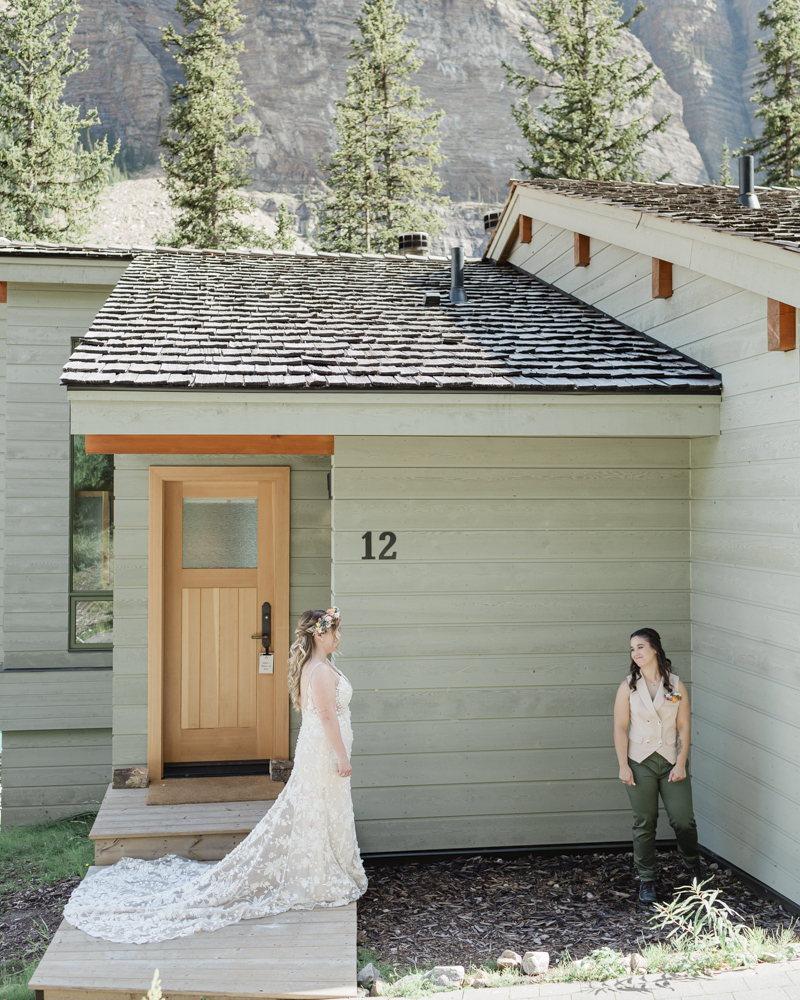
[613,627,701,903]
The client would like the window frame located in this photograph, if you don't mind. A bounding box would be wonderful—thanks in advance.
[68,406,114,651]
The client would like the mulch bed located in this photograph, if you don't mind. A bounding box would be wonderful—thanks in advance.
[0,877,80,971]
[358,849,795,969]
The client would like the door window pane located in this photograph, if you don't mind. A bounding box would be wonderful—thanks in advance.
[182,498,258,568]
[73,598,113,645]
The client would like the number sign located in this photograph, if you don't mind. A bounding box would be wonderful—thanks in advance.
[362,531,397,560]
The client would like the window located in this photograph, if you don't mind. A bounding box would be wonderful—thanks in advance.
[70,434,113,649]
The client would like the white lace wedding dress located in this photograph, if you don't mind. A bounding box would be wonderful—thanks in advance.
[63,666,367,944]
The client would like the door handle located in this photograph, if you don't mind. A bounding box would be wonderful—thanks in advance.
[251,602,271,652]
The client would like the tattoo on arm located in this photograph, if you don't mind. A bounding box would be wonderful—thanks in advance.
[676,737,683,754]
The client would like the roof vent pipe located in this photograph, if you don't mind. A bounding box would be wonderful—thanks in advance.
[450,246,467,304]
[738,155,761,209]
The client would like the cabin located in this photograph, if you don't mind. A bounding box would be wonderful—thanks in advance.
[0,173,797,937]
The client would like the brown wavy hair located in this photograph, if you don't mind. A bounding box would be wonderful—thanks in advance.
[628,627,674,693]
[287,610,337,711]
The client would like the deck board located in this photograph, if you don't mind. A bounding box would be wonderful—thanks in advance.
[90,787,274,864]
[91,787,274,837]
[30,870,356,1000]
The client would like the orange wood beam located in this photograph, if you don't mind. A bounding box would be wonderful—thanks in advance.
[0,281,7,304]
[652,258,673,299]
[85,434,334,455]
[519,215,532,243]
[574,233,590,267]
[767,299,797,351]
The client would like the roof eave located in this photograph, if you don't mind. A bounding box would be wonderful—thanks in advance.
[488,184,800,306]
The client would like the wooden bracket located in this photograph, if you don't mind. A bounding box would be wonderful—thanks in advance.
[767,299,797,351]
[574,233,590,267]
[0,281,7,304]
[652,258,673,299]
[519,215,532,243]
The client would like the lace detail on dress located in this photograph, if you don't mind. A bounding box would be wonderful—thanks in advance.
[63,671,367,944]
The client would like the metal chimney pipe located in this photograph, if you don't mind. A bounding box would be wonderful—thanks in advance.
[738,155,761,209]
[450,246,467,304]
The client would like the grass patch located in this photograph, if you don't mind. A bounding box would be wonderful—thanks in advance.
[0,813,96,1000]
[0,813,95,894]
[0,957,43,1000]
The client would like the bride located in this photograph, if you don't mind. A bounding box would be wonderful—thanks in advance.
[64,608,368,943]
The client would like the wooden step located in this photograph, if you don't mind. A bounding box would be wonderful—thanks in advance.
[90,786,274,865]
[29,869,357,1000]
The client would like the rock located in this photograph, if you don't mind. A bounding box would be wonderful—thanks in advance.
[112,765,149,789]
[269,758,294,782]
[627,952,647,973]
[760,951,782,963]
[369,980,387,997]
[495,950,522,970]
[422,966,466,988]
[470,970,491,988]
[357,964,381,987]
[521,951,550,975]
[391,975,418,989]
[585,892,595,899]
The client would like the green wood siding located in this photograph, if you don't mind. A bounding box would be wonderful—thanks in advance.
[112,454,332,768]
[0,288,6,664]
[333,436,689,853]
[510,223,800,905]
[0,669,111,731]
[3,282,117,670]
[1,728,111,826]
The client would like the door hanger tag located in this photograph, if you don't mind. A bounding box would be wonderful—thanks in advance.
[259,652,274,674]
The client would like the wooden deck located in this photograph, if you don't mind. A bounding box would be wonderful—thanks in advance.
[90,786,274,865]
[30,870,357,1000]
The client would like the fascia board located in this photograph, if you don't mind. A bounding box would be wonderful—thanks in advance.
[0,257,130,285]
[68,390,719,438]
[491,185,800,307]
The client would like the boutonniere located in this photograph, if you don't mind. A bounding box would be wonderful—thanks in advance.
[665,691,682,703]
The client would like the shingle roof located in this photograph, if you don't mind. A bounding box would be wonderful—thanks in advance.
[61,250,720,393]
[514,179,800,254]
[0,238,136,259]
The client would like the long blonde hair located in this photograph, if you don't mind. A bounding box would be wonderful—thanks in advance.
[287,610,330,711]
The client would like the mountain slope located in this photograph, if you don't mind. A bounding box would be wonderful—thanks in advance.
[66,0,708,196]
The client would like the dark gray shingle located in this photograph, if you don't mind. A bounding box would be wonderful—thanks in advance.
[61,250,721,393]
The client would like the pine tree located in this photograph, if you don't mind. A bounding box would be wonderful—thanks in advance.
[719,139,733,185]
[0,0,118,242]
[270,202,296,251]
[503,0,670,182]
[319,0,445,253]
[739,0,800,187]
[158,0,268,249]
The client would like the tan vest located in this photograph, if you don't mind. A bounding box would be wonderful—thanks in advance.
[627,673,681,764]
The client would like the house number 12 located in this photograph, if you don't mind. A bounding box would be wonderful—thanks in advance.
[362,531,397,560]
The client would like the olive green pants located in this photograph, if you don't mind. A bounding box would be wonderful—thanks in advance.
[625,752,700,881]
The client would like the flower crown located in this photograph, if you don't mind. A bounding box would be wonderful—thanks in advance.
[314,607,341,635]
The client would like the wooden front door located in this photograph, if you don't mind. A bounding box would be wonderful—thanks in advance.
[149,467,290,777]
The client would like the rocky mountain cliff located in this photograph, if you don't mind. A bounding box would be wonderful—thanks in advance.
[625,0,765,180]
[65,0,770,200]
